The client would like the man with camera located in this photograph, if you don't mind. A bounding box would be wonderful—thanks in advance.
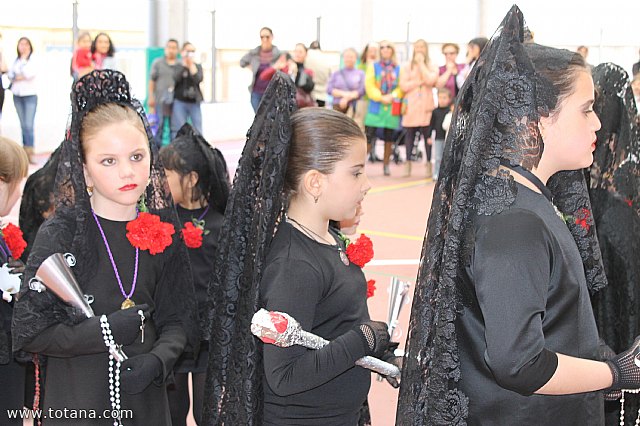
[171,42,204,139]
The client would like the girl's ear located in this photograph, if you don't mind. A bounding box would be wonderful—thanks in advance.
[187,171,199,189]
[302,169,324,201]
[83,164,94,188]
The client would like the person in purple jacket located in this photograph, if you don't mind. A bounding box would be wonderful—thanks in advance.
[435,42,465,98]
[327,48,365,118]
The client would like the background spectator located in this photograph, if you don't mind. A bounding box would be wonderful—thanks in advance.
[327,47,365,117]
[260,45,315,108]
[364,40,402,176]
[399,39,438,177]
[149,38,179,147]
[459,36,488,83]
[632,73,640,122]
[632,48,640,76]
[240,27,282,112]
[171,42,204,138]
[304,40,332,107]
[427,87,453,180]
[8,37,38,164]
[354,42,379,138]
[91,32,116,70]
[0,32,7,129]
[436,42,465,98]
[71,31,93,81]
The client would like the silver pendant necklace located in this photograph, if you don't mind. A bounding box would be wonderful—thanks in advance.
[286,215,350,266]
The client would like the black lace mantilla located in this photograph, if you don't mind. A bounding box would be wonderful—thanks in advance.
[12,70,199,358]
[396,6,607,425]
[201,72,297,425]
[589,63,640,426]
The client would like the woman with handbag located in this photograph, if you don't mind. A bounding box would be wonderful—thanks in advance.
[260,45,316,109]
[399,39,438,177]
[327,48,365,118]
[364,41,403,176]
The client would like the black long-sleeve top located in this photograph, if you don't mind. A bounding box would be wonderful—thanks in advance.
[176,204,223,328]
[20,216,187,425]
[259,220,370,426]
[426,105,450,140]
[458,183,604,425]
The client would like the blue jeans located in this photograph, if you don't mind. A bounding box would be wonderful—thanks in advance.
[171,99,202,139]
[250,92,263,113]
[433,138,445,179]
[13,95,37,148]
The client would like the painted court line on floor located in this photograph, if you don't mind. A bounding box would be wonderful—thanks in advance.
[367,259,421,266]
[358,229,424,242]
[368,178,432,194]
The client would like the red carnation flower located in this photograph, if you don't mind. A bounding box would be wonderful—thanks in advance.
[366,279,376,298]
[625,198,633,207]
[574,208,591,231]
[126,212,175,255]
[182,222,203,249]
[345,234,374,268]
[1,223,27,260]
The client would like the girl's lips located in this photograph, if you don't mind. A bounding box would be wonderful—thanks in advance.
[119,184,138,191]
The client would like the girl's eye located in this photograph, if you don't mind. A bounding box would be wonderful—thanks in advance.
[101,158,115,166]
[354,172,363,178]
[131,153,144,161]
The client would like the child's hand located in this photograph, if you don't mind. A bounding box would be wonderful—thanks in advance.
[427,138,433,146]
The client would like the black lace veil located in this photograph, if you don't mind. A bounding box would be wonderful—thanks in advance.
[171,123,231,215]
[201,72,297,425]
[589,63,640,215]
[12,70,199,355]
[589,63,640,425]
[396,6,607,424]
[18,146,61,260]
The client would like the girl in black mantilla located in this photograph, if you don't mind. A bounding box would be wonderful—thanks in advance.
[588,63,640,426]
[0,136,29,425]
[159,123,230,426]
[11,70,198,426]
[202,74,399,425]
[396,6,640,425]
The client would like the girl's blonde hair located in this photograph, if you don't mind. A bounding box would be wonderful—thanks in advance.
[0,136,29,193]
[80,103,147,159]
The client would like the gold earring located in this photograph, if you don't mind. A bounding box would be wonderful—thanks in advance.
[86,185,94,197]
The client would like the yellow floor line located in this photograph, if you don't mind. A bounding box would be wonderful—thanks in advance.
[358,229,424,241]
[368,178,432,194]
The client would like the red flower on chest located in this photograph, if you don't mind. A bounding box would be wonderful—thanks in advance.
[1,223,27,260]
[126,212,175,255]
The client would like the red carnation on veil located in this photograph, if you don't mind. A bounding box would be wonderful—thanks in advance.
[1,223,27,260]
[126,212,175,255]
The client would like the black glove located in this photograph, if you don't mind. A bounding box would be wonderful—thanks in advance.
[605,336,640,390]
[120,353,162,394]
[107,304,150,346]
[355,320,390,359]
[7,257,25,275]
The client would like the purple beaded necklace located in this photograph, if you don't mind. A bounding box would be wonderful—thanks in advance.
[196,205,210,221]
[91,210,139,310]
[0,237,10,260]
